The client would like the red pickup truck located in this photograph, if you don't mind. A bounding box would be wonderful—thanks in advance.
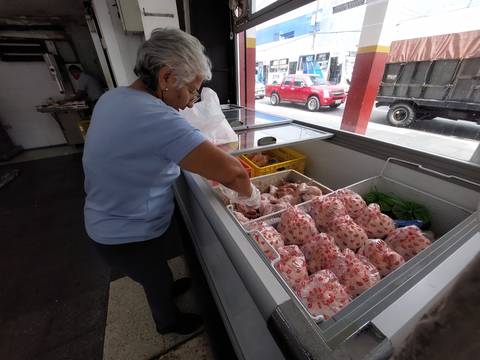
[265,75,346,111]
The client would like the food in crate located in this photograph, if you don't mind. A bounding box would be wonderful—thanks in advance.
[277,206,319,246]
[231,181,325,221]
[275,245,309,290]
[296,270,351,320]
[353,203,396,238]
[247,152,278,167]
[358,238,405,277]
[327,214,368,251]
[330,248,381,297]
[249,221,285,261]
[385,225,432,260]
[300,233,342,274]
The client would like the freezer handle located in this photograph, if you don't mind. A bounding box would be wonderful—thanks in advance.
[381,157,480,190]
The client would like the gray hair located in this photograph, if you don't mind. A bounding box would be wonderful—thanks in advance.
[134,28,212,91]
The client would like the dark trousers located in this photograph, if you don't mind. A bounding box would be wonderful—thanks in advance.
[93,224,179,331]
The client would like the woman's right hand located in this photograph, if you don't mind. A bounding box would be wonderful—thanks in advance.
[179,140,252,197]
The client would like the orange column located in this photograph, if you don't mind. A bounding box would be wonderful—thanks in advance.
[341,0,395,134]
[245,34,256,108]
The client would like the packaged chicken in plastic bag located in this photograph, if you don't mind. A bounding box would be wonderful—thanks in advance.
[354,203,396,238]
[180,87,238,145]
[333,189,367,218]
[300,233,342,274]
[309,195,347,230]
[331,248,380,297]
[277,206,319,246]
[358,238,405,277]
[296,270,351,320]
[249,221,285,261]
[275,245,308,290]
[385,225,432,260]
[327,214,368,251]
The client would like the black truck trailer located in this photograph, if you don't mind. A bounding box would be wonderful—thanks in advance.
[376,30,480,127]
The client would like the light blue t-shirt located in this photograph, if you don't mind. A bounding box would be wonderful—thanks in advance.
[83,87,206,244]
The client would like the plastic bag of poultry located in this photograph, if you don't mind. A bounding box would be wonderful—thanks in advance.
[385,225,432,260]
[334,189,367,218]
[275,245,309,290]
[300,233,342,274]
[180,87,237,145]
[358,238,405,277]
[277,206,319,246]
[309,195,347,230]
[249,221,285,261]
[296,270,351,320]
[354,203,396,238]
[296,182,323,202]
[327,214,368,251]
[331,248,380,297]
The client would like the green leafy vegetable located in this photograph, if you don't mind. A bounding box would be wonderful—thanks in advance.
[363,188,431,226]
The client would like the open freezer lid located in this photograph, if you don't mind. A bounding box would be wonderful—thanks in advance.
[222,107,293,130]
[229,123,333,155]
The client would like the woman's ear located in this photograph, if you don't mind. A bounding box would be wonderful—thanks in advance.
[157,66,173,91]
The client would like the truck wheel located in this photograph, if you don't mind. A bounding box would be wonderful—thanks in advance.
[270,93,280,106]
[387,103,416,127]
[306,96,320,112]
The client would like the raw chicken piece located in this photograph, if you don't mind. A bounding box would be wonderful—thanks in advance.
[277,206,319,246]
[275,183,298,198]
[269,185,278,196]
[328,215,368,250]
[358,238,405,277]
[334,189,367,218]
[250,153,269,166]
[354,203,396,238]
[234,203,258,219]
[297,182,323,202]
[300,233,342,274]
[296,270,351,319]
[385,225,432,260]
[275,245,309,290]
[309,196,348,230]
[277,194,300,205]
[331,248,380,297]
[249,222,285,261]
[233,211,249,224]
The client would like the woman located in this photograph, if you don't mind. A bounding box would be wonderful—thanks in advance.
[83,28,259,335]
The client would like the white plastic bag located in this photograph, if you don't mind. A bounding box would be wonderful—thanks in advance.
[180,87,238,145]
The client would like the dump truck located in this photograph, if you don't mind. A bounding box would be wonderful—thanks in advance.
[376,30,480,127]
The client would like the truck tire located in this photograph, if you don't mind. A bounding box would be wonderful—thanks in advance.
[387,103,416,127]
[270,92,280,106]
[306,96,320,112]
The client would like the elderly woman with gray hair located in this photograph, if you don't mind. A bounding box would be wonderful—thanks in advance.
[82,28,259,335]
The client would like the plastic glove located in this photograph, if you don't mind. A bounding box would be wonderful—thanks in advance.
[218,183,261,209]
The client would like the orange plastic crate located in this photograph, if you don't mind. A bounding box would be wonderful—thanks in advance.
[238,157,253,178]
[240,147,306,177]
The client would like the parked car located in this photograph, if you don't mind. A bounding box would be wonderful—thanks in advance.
[265,74,346,111]
[255,81,265,99]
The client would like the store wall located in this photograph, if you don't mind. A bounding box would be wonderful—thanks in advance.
[92,0,144,86]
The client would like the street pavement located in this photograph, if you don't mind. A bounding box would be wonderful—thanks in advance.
[254,98,480,164]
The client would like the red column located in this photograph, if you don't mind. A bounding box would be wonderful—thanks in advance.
[341,46,389,133]
[340,0,394,134]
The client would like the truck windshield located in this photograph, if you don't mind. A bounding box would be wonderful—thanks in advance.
[307,76,330,86]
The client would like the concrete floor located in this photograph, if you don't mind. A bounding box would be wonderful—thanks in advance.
[103,257,213,360]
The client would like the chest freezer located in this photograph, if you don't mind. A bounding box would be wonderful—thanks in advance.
[174,116,480,360]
